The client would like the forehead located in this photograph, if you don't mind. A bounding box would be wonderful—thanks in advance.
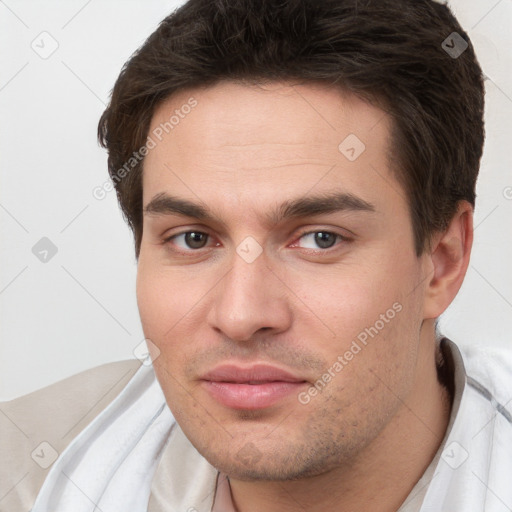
[148,80,389,151]
[142,80,402,218]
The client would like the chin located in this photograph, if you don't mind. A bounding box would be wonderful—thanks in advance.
[200,441,342,482]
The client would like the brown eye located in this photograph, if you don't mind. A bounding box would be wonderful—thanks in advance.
[165,231,212,251]
[183,232,209,249]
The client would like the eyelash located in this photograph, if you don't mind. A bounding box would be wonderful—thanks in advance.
[162,229,351,255]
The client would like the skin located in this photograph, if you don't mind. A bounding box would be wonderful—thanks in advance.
[136,81,473,511]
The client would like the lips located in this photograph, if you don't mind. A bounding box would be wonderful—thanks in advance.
[200,364,308,410]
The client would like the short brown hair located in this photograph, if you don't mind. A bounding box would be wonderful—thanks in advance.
[98,0,485,258]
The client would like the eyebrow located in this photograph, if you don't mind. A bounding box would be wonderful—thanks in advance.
[143,191,376,226]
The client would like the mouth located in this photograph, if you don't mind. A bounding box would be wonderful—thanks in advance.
[200,363,308,410]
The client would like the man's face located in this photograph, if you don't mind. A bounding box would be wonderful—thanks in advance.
[137,81,431,479]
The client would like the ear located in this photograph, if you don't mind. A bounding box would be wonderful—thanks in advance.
[423,201,474,319]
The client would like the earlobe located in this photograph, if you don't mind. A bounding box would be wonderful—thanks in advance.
[423,201,474,319]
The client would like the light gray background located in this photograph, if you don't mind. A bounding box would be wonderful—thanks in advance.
[1,0,511,400]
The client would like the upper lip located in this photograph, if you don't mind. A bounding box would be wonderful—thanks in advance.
[200,364,306,383]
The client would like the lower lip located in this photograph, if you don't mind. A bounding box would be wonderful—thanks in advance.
[202,380,307,410]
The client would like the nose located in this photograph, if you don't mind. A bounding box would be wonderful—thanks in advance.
[206,245,293,342]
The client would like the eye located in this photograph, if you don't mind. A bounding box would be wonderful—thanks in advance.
[166,231,212,250]
[293,231,348,251]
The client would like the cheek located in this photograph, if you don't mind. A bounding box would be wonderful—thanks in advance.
[136,261,219,379]
[136,262,189,345]
[309,298,419,433]
[289,253,422,383]
[136,266,201,411]
[291,262,411,341]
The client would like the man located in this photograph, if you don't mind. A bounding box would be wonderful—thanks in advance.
[2,0,511,511]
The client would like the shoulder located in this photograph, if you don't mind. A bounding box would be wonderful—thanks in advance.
[428,340,512,509]
[0,359,140,512]
[459,341,512,408]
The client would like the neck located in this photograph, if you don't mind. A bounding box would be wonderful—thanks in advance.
[228,323,452,512]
